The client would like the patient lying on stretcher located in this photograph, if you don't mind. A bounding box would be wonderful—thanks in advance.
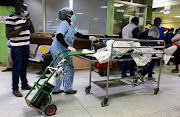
[83,39,163,67]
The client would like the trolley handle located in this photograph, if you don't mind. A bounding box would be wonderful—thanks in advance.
[57,49,91,68]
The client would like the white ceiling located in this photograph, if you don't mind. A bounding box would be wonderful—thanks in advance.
[153,0,180,8]
[153,5,180,18]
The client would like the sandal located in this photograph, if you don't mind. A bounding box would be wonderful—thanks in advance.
[172,69,179,73]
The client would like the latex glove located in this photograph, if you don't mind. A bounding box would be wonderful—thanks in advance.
[89,36,99,42]
[67,46,76,53]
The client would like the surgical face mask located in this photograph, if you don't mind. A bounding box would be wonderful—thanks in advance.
[68,15,76,22]
[21,10,29,17]
[159,24,162,28]
[71,15,76,22]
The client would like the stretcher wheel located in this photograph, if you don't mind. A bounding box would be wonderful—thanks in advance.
[101,98,108,107]
[42,97,50,105]
[154,88,159,95]
[85,86,91,93]
[45,104,57,116]
[133,79,138,86]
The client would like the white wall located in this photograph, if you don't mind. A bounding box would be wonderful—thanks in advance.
[161,17,180,32]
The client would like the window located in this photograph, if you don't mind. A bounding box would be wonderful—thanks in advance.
[113,2,146,34]
[73,0,107,34]
[46,0,69,32]
[24,0,43,32]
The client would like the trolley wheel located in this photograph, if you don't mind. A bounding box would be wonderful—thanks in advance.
[42,97,50,105]
[85,86,91,93]
[154,88,159,95]
[101,98,108,107]
[45,104,57,116]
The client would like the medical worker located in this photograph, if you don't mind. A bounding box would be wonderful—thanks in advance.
[121,17,139,78]
[50,7,98,94]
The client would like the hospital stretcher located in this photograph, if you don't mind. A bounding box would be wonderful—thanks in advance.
[75,38,166,107]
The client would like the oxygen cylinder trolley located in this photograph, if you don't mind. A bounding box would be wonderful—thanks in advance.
[25,49,92,116]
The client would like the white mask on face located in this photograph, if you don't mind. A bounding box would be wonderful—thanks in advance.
[159,24,162,28]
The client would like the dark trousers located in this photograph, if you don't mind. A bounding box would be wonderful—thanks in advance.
[41,55,53,72]
[11,46,29,91]
[141,59,156,77]
[121,60,135,76]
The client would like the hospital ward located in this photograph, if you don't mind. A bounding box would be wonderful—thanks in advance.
[1,0,180,117]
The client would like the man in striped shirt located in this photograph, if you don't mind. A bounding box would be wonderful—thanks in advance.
[6,1,34,97]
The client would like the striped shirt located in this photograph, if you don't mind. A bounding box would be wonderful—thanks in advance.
[6,13,30,46]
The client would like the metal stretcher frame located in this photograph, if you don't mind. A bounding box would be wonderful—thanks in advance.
[75,38,166,107]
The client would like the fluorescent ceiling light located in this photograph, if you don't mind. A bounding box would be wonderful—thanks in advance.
[76,12,84,15]
[100,6,107,8]
[117,9,124,12]
[114,3,124,7]
[175,16,180,18]
[123,14,131,17]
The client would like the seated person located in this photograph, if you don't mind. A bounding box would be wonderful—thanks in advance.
[36,51,53,76]
[36,32,55,79]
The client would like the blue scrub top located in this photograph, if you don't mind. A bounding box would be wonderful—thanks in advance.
[51,20,77,55]
[159,27,165,40]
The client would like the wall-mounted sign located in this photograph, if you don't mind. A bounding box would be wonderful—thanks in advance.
[164,6,171,14]
[0,16,8,23]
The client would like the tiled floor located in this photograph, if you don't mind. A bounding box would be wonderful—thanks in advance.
[1,63,180,117]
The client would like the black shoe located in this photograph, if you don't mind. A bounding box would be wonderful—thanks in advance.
[121,74,129,78]
[2,68,12,72]
[64,90,77,94]
[36,71,44,75]
[36,70,50,75]
[52,90,64,94]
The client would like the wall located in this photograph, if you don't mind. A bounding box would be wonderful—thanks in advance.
[24,0,43,32]
[0,6,14,63]
[161,17,180,31]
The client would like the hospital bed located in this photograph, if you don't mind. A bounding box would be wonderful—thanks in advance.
[75,38,165,107]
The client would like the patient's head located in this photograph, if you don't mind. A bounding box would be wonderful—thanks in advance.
[93,42,106,51]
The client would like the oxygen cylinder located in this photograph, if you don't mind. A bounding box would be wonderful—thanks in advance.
[31,67,62,108]
[31,75,57,108]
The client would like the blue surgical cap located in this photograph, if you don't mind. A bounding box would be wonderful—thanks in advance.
[59,7,72,20]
